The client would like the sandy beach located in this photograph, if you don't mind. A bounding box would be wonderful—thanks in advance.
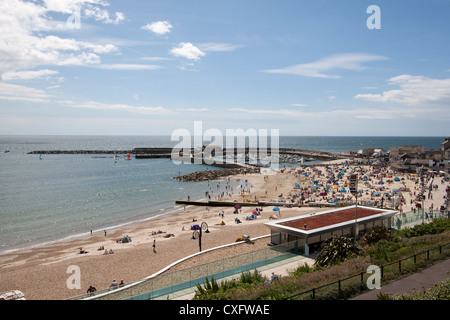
[0,159,448,300]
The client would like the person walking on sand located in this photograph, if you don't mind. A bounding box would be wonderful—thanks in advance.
[153,239,156,253]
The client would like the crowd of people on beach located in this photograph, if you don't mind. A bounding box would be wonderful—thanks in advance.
[80,159,449,299]
[271,161,449,214]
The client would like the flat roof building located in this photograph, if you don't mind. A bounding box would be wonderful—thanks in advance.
[265,205,397,256]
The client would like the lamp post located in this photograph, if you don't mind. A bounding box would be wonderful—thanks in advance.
[350,174,358,239]
[199,222,210,252]
[192,222,210,252]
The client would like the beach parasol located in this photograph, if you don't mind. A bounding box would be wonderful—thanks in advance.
[273,207,280,211]
[234,204,241,209]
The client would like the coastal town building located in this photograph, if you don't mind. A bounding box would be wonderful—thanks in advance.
[388,138,450,172]
[389,145,425,160]
[264,205,397,256]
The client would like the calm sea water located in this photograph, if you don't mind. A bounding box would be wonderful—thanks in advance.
[0,135,445,253]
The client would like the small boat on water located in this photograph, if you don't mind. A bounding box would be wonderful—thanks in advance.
[4,148,10,153]
[125,154,132,160]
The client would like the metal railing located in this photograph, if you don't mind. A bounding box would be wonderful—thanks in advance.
[73,238,307,300]
[71,210,448,300]
[286,242,450,300]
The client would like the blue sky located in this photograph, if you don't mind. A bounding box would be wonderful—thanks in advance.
[0,0,449,136]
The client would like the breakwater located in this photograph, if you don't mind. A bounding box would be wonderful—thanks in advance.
[174,167,259,182]
[174,199,335,208]
[27,147,349,161]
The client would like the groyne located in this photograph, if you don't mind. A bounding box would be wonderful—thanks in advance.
[175,199,335,208]
[27,147,350,161]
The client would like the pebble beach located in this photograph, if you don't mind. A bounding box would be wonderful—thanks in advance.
[0,159,448,300]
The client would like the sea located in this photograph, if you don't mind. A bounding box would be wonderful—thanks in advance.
[0,135,445,254]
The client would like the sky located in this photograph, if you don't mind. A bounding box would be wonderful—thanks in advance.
[0,0,449,136]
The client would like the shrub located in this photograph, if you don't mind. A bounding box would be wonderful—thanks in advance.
[314,236,362,267]
[397,219,450,238]
[361,225,391,245]
[290,262,314,277]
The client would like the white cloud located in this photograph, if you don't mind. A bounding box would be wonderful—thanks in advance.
[170,42,206,61]
[141,21,173,35]
[198,43,241,52]
[291,104,308,107]
[227,108,302,117]
[69,101,174,115]
[0,0,119,77]
[355,75,450,107]
[2,69,59,81]
[141,57,171,62]
[44,0,108,14]
[0,82,52,103]
[43,0,125,24]
[176,107,209,112]
[84,7,125,24]
[96,64,162,70]
[263,53,387,78]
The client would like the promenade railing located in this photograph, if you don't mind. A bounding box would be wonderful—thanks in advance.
[285,241,450,300]
[71,209,449,300]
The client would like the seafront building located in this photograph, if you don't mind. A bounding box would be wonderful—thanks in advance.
[264,205,397,255]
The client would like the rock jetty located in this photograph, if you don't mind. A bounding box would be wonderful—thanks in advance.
[27,150,132,155]
[174,167,259,182]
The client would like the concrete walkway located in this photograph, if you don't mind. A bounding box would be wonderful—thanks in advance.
[157,255,316,300]
[351,258,450,300]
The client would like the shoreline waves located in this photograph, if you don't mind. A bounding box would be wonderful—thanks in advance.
[0,136,447,300]
[1,158,446,300]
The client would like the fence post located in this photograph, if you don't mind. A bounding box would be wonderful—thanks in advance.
[399,260,401,273]
[427,249,430,260]
[312,288,316,300]
[381,265,384,279]
[414,254,416,264]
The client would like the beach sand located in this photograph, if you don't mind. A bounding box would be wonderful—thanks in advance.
[0,160,447,300]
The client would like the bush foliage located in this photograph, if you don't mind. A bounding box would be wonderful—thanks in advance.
[193,218,450,300]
